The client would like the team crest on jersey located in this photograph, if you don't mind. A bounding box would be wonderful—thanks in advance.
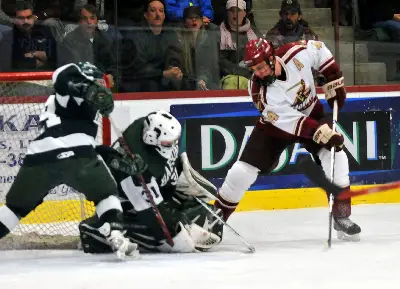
[293,58,304,71]
[265,111,279,123]
[312,41,323,50]
[291,79,312,111]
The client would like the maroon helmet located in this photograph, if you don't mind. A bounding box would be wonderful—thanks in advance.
[244,38,277,85]
[243,38,275,67]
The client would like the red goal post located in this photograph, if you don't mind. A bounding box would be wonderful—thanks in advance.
[0,71,111,249]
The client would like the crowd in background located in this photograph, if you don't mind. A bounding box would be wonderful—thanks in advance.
[0,0,398,92]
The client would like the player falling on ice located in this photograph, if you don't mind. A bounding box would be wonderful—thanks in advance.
[0,62,138,260]
[212,39,361,241]
[79,110,221,253]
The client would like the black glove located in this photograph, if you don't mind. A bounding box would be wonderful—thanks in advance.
[65,80,113,117]
[109,153,147,176]
[85,82,114,117]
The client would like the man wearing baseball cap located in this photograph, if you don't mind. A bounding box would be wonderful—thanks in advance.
[219,0,261,89]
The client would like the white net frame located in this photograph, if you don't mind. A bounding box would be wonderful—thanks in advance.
[0,71,108,250]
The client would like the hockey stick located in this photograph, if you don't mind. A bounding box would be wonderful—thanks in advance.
[301,158,400,200]
[337,181,400,200]
[194,196,256,253]
[327,100,338,249]
[108,116,174,247]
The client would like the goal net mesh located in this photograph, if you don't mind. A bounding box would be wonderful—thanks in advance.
[0,72,100,250]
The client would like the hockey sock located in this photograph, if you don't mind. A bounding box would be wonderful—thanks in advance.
[95,195,124,231]
[215,196,239,222]
[332,187,351,217]
[218,161,259,221]
[0,205,20,238]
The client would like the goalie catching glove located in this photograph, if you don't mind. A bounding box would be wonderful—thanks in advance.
[53,62,114,117]
[176,152,217,202]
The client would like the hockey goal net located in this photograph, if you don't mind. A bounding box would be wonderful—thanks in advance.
[0,71,107,250]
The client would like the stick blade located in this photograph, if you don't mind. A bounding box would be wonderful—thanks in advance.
[337,181,400,200]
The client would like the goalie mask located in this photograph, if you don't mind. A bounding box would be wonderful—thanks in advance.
[143,110,182,160]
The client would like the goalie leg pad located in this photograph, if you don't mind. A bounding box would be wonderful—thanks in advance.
[188,223,221,251]
[79,217,113,254]
[157,222,196,253]
[0,205,19,238]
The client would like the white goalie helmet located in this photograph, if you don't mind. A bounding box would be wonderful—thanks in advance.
[143,110,182,160]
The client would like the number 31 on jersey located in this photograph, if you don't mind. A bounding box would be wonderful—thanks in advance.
[120,176,163,212]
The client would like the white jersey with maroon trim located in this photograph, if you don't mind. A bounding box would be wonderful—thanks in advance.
[248,40,337,139]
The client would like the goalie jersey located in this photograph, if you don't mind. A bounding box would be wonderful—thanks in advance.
[24,64,101,166]
[96,117,181,213]
[249,40,337,139]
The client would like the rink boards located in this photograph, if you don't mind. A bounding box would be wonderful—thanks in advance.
[1,185,399,224]
[1,86,400,224]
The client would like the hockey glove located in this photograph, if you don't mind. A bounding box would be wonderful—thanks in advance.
[109,154,148,176]
[313,123,344,151]
[85,82,114,117]
[322,71,346,110]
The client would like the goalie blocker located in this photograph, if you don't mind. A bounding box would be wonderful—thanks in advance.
[79,111,221,253]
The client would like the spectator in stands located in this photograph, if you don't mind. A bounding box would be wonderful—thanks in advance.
[119,0,182,92]
[369,3,400,42]
[0,24,12,70]
[219,0,260,89]
[213,0,254,26]
[11,1,57,71]
[178,6,220,90]
[33,0,66,42]
[164,0,213,24]
[58,4,116,87]
[266,0,318,49]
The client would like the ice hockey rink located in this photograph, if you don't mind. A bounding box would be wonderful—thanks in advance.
[0,203,399,289]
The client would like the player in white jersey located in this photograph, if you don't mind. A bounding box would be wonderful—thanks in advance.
[212,38,361,241]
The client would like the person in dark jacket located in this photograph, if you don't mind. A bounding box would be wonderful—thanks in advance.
[178,6,220,90]
[58,4,117,88]
[11,1,57,71]
[266,0,318,49]
[119,0,183,92]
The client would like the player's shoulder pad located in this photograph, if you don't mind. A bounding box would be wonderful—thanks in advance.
[274,40,308,63]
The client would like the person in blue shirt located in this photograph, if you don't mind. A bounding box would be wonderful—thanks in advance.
[164,0,213,24]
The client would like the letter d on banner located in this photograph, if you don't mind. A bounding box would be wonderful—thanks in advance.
[201,125,236,170]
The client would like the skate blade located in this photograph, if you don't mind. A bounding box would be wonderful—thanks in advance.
[115,248,141,261]
[336,231,361,242]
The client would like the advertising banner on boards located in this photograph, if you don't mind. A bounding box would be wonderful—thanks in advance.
[171,97,400,190]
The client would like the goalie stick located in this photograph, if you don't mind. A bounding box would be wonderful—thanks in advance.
[194,197,256,253]
[108,116,174,247]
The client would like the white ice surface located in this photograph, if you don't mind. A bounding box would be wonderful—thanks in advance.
[1,204,400,289]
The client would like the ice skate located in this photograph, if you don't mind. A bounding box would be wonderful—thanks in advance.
[107,230,139,260]
[334,217,361,242]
